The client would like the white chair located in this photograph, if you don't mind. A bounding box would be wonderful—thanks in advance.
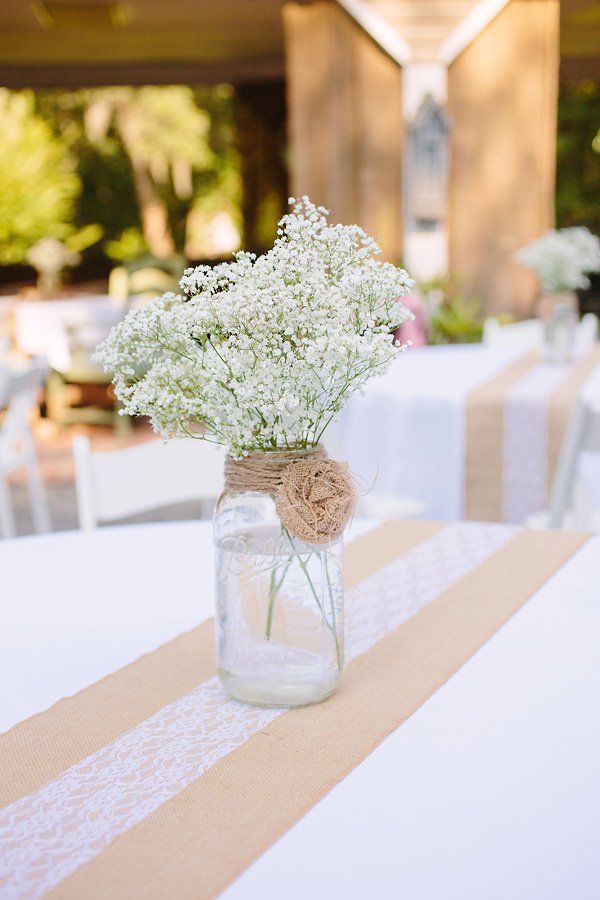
[0,296,16,363]
[0,362,51,538]
[73,435,227,530]
[577,312,599,355]
[527,394,600,531]
[483,318,545,350]
[356,493,424,520]
[484,314,599,357]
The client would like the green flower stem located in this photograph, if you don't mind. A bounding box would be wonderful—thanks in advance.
[283,527,322,607]
[265,557,292,640]
[265,566,277,640]
[283,527,342,670]
[324,553,343,670]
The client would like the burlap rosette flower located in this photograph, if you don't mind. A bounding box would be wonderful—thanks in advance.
[224,446,356,545]
[275,458,355,545]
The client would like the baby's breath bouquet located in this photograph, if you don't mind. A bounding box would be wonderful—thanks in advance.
[98,197,413,708]
[98,197,413,456]
[515,227,600,294]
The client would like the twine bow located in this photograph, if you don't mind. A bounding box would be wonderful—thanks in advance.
[224,446,356,545]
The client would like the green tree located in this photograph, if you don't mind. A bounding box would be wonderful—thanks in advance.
[556,80,600,233]
[83,86,216,258]
[0,89,80,264]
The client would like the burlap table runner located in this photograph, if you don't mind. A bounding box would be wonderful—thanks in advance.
[0,521,589,898]
[466,346,600,521]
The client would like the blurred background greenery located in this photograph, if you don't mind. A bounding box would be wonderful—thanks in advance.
[0,83,286,285]
[0,77,598,338]
[556,79,600,318]
[556,80,600,234]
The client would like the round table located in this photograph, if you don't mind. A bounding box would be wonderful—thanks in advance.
[334,343,600,522]
[2,520,599,899]
[1,519,378,731]
[1,521,216,731]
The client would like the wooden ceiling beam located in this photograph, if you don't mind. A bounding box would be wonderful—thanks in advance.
[0,29,282,58]
[0,57,285,88]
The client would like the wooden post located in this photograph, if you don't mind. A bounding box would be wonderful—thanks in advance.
[447,0,560,316]
[236,81,289,254]
[284,1,403,261]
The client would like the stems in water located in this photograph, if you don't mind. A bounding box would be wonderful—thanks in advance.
[324,553,343,669]
[281,527,343,670]
[265,557,292,639]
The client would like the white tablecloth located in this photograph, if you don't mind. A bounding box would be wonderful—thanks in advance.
[332,344,522,519]
[2,521,599,898]
[333,344,600,521]
[13,296,122,371]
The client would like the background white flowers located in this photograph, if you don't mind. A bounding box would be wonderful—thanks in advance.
[515,226,600,293]
[97,197,413,455]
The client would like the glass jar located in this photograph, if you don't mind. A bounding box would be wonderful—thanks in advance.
[544,300,577,364]
[214,487,344,707]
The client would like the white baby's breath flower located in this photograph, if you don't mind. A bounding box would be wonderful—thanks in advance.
[515,227,600,293]
[96,197,414,456]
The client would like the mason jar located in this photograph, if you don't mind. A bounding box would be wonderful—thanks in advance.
[213,486,344,707]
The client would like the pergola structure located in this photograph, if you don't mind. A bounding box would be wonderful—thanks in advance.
[0,0,598,313]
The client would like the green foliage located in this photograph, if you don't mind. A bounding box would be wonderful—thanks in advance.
[187,85,242,250]
[556,80,600,233]
[0,90,81,264]
[66,223,103,253]
[420,276,484,344]
[33,85,241,264]
[104,227,148,263]
[254,191,285,249]
[428,296,483,344]
[94,86,214,173]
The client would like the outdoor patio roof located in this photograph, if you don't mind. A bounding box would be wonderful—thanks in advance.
[367,0,479,62]
[0,0,598,88]
[0,0,286,87]
[561,0,600,80]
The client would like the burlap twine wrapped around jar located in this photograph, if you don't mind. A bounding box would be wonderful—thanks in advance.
[224,446,356,545]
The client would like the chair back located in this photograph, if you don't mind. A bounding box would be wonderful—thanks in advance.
[548,394,600,528]
[483,318,545,350]
[0,361,50,536]
[577,313,599,354]
[108,266,180,303]
[0,363,46,469]
[0,296,16,362]
[485,314,599,359]
[73,435,226,530]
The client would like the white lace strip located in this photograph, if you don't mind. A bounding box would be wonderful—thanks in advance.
[0,522,516,899]
[503,363,571,523]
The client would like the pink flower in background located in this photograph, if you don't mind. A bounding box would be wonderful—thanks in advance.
[395,293,427,347]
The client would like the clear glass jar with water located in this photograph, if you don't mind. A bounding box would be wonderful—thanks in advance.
[214,487,344,707]
[544,301,577,363]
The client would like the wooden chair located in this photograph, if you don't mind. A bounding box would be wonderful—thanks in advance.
[0,362,51,538]
[73,435,227,530]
